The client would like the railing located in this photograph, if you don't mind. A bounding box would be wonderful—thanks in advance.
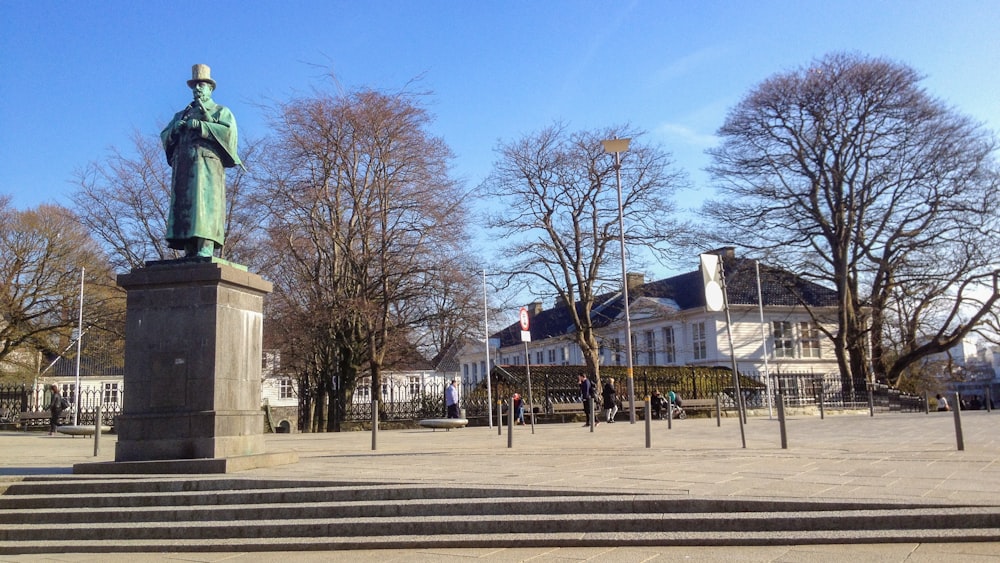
[0,384,122,428]
[741,371,925,413]
[336,370,926,422]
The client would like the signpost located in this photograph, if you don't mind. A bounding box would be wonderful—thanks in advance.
[519,307,536,433]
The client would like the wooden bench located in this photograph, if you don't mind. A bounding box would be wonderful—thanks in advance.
[680,398,719,412]
[18,411,71,430]
[551,402,583,414]
[618,399,647,414]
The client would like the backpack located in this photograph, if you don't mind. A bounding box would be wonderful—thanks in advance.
[59,396,70,411]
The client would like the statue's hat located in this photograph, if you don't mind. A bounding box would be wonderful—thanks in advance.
[187,64,216,89]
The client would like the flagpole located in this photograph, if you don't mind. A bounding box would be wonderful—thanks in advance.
[73,267,84,426]
[483,269,494,428]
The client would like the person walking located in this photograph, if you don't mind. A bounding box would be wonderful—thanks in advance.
[601,378,618,423]
[46,384,66,435]
[513,393,525,425]
[445,379,460,418]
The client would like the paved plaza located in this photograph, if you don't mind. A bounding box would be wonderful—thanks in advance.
[2,410,999,561]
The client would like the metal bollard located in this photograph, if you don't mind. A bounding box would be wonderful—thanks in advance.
[588,397,595,432]
[93,403,102,456]
[952,391,964,451]
[497,401,503,436]
[818,392,825,420]
[776,391,787,449]
[507,397,514,449]
[715,394,721,427]
[667,402,673,430]
[371,399,378,451]
[644,398,651,448]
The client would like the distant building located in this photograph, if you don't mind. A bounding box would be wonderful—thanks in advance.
[460,248,842,381]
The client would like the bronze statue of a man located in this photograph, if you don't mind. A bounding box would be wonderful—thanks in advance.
[161,64,241,258]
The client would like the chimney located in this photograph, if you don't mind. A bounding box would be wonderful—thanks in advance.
[708,247,736,260]
[626,272,645,290]
[529,301,544,315]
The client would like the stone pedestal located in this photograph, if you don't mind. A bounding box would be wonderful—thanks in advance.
[113,259,272,462]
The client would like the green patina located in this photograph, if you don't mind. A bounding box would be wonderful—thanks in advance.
[161,64,241,258]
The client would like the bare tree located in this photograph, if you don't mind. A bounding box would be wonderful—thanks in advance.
[703,52,1000,392]
[479,122,687,380]
[0,199,121,379]
[258,85,474,430]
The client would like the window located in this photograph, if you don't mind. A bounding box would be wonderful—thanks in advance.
[535,351,544,364]
[663,327,676,364]
[612,337,622,365]
[692,322,707,360]
[799,321,821,358]
[548,349,556,363]
[279,378,294,399]
[409,377,420,395]
[645,331,656,365]
[560,347,568,363]
[463,364,469,377]
[103,383,119,404]
[773,321,795,358]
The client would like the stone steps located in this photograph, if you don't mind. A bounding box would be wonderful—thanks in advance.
[2,477,999,554]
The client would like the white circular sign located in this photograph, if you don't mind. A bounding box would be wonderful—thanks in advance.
[519,307,530,331]
[705,280,724,311]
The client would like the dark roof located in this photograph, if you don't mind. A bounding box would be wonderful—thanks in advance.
[47,345,124,378]
[431,337,476,372]
[493,255,838,347]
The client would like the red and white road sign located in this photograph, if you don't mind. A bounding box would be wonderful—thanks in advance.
[519,307,530,331]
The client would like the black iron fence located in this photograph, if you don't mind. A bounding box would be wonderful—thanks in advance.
[741,371,925,413]
[338,369,926,422]
[1,369,925,430]
[0,384,122,428]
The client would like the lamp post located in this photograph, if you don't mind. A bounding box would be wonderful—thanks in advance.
[601,137,635,423]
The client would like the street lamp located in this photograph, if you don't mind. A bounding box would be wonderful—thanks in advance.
[601,137,635,423]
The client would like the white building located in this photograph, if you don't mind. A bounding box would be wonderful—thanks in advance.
[460,248,842,380]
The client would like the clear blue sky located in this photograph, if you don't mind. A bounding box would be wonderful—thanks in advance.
[2,0,999,279]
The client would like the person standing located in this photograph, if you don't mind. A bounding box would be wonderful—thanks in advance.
[602,378,618,423]
[46,384,65,435]
[445,379,460,418]
[579,373,598,427]
[161,64,241,258]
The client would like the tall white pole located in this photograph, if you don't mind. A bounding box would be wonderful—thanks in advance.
[73,267,84,426]
[483,269,494,428]
[614,149,636,423]
[755,260,774,419]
